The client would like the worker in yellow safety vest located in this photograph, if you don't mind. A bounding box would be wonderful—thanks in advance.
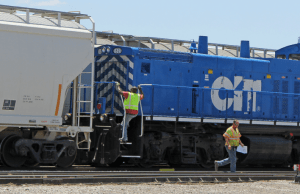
[214,119,244,172]
[116,82,144,142]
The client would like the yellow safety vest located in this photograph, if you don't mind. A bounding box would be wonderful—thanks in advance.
[124,93,140,111]
[223,126,241,146]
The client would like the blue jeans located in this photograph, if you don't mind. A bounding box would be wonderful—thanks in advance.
[217,145,238,172]
[121,114,137,141]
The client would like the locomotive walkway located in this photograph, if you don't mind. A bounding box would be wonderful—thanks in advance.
[0,170,296,184]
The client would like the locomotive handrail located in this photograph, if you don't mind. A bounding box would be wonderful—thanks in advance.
[94,81,117,84]
[138,87,144,137]
[138,84,300,124]
[94,81,134,140]
[140,84,300,96]
[94,81,116,114]
[92,82,300,124]
[119,90,126,141]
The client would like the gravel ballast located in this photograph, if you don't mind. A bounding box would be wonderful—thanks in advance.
[0,180,299,194]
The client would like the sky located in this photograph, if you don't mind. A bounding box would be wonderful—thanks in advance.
[0,0,299,50]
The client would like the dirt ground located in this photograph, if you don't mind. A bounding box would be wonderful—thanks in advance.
[0,180,299,194]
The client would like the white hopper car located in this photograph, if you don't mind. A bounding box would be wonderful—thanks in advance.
[0,7,94,167]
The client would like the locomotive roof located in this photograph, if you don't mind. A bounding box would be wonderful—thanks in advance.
[95,31,276,59]
[275,43,300,57]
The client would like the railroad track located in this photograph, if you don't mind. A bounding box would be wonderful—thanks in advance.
[0,170,297,184]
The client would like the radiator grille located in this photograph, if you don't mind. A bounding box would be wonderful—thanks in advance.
[273,80,280,114]
[282,81,288,115]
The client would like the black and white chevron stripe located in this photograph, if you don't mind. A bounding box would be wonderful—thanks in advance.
[96,55,134,114]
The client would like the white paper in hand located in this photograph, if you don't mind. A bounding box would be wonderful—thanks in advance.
[237,145,247,154]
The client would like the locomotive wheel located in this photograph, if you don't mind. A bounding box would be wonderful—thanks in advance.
[137,162,154,168]
[56,145,77,168]
[200,162,214,169]
[169,164,181,168]
[199,157,214,168]
[108,157,124,167]
[1,135,27,168]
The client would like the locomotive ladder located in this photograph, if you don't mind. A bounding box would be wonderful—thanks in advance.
[74,70,94,151]
[72,18,95,151]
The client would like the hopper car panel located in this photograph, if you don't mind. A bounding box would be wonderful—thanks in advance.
[0,20,93,126]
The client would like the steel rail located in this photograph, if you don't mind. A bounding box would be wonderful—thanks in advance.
[0,170,295,175]
[0,171,296,184]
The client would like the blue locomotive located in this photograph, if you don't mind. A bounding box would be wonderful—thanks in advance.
[75,36,300,168]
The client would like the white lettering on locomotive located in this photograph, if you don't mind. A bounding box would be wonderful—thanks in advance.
[211,76,261,111]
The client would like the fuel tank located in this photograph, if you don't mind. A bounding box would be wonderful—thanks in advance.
[239,135,292,164]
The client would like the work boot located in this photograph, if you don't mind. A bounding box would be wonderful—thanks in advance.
[214,160,219,171]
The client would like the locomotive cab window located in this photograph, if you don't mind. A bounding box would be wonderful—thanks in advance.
[288,54,300,60]
[141,63,150,73]
[277,55,286,59]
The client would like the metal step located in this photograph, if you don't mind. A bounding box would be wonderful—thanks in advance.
[183,152,197,156]
[76,115,93,118]
[120,142,132,145]
[77,100,92,103]
[121,155,141,158]
[95,125,112,128]
[77,86,92,89]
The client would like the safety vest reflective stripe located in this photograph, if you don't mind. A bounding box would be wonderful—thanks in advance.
[224,126,241,146]
[229,127,241,138]
[126,94,138,108]
[224,132,231,138]
[124,93,140,111]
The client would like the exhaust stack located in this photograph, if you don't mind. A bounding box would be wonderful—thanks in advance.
[198,36,208,54]
[240,40,250,58]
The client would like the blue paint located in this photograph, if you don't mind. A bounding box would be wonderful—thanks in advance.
[84,40,300,123]
[198,36,208,54]
[275,43,300,59]
[189,40,197,53]
[240,40,250,58]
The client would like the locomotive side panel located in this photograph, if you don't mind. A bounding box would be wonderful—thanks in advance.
[95,45,300,125]
[93,42,300,168]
